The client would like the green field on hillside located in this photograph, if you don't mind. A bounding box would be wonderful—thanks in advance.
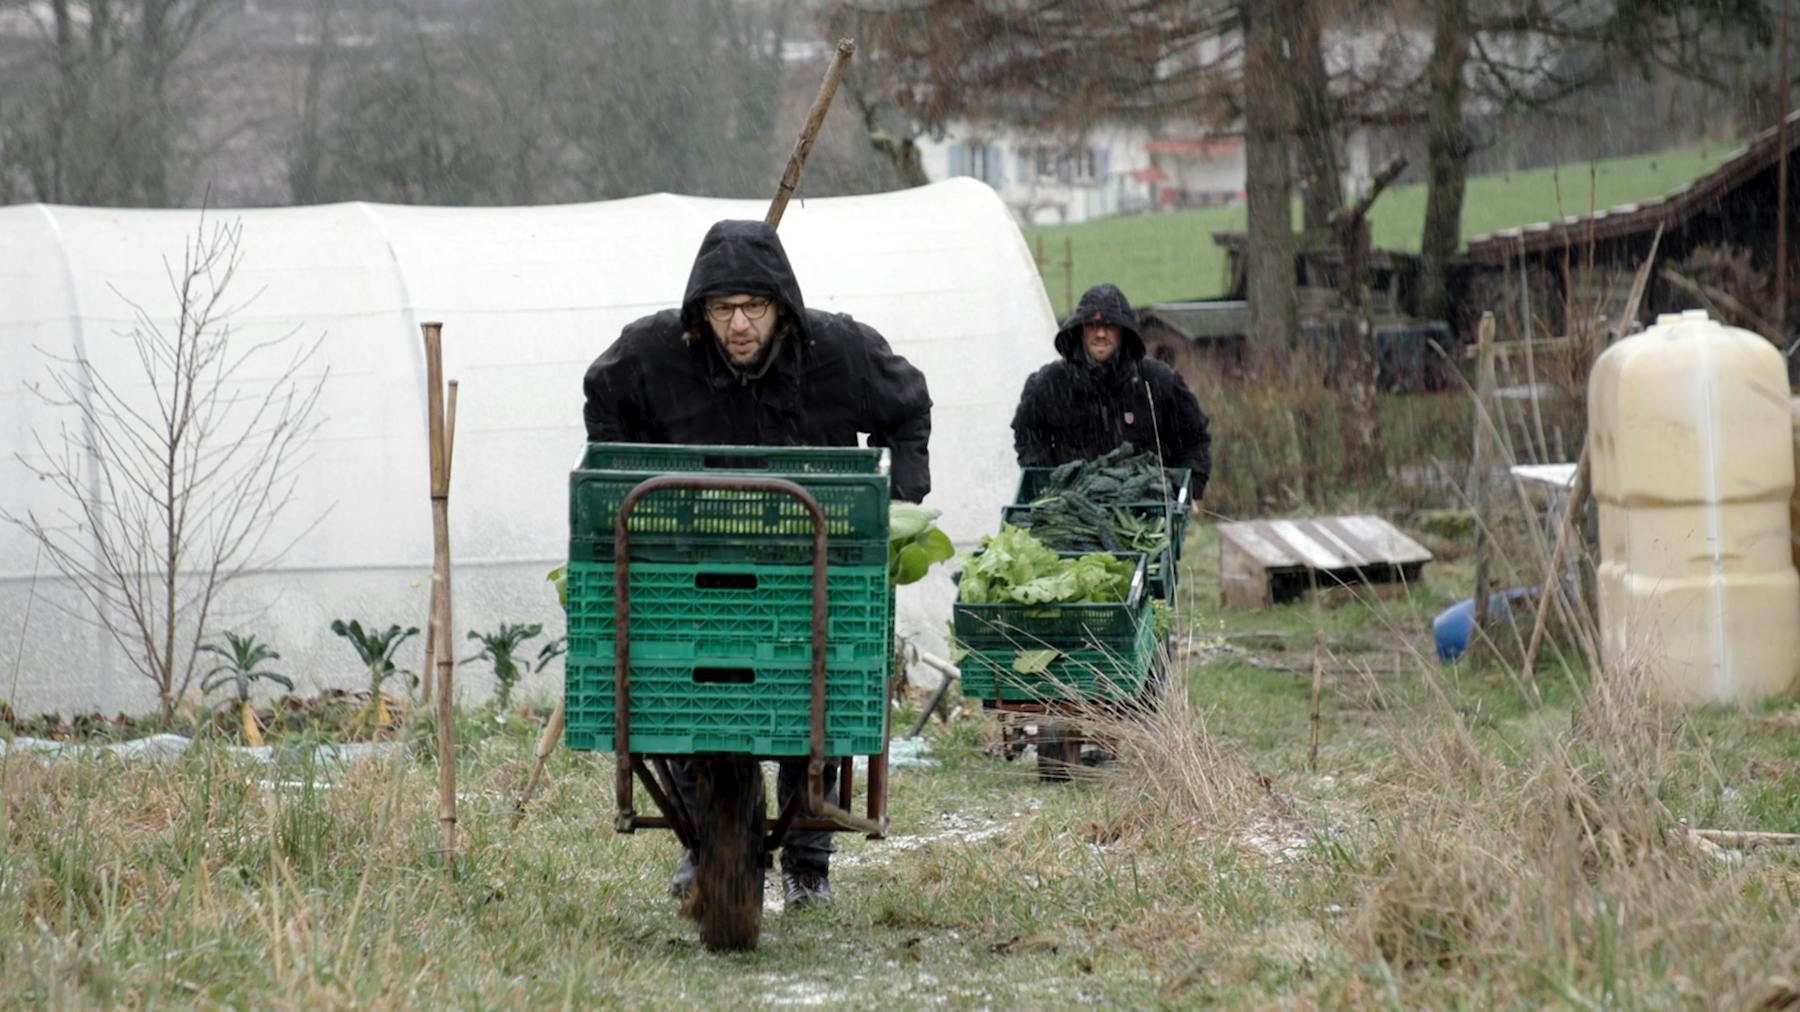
[1022,143,1739,317]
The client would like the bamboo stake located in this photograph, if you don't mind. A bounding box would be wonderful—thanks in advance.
[767,38,856,228]
[420,383,457,703]
[423,322,458,854]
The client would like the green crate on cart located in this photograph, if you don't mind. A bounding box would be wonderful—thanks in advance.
[958,614,1157,703]
[571,443,890,566]
[998,504,1177,602]
[563,655,889,757]
[563,560,890,665]
[951,551,1149,651]
[1013,466,1193,560]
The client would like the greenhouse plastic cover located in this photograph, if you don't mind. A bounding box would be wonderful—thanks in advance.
[0,179,1056,714]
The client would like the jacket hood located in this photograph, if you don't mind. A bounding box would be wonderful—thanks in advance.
[1053,283,1145,362]
[680,219,809,340]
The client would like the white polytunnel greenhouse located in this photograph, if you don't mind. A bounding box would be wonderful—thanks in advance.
[0,178,1057,715]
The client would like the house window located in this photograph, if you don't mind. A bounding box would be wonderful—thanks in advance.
[966,142,996,181]
[1024,145,1107,183]
[1069,148,1097,181]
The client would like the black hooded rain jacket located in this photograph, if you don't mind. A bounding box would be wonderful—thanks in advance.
[1010,283,1211,499]
[583,220,933,501]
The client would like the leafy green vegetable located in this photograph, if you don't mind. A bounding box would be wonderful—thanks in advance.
[889,503,955,586]
[956,525,1136,605]
[1012,649,1061,674]
[547,565,567,608]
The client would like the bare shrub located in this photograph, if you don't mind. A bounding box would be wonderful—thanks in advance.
[1185,349,1470,521]
[5,217,325,720]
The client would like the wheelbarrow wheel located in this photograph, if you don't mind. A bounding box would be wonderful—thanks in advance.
[1036,721,1080,782]
[683,757,767,952]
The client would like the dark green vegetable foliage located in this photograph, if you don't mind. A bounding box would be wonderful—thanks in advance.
[1021,443,1174,558]
[1036,443,1174,503]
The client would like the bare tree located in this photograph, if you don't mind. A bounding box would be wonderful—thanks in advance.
[5,218,326,721]
[1340,0,1775,323]
[0,0,231,206]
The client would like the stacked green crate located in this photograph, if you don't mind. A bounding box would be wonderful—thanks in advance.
[952,551,1155,703]
[959,614,1157,702]
[563,443,892,757]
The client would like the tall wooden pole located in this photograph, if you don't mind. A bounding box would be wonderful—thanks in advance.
[767,39,855,228]
[419,382,457,702]
[423,322,458,853]
[1469,312,1498,637]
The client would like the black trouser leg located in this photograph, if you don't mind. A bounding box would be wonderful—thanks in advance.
[667,759,702,847]
[776,758,837,874]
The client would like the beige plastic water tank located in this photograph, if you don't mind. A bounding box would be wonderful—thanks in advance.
[1589,309,1800,706]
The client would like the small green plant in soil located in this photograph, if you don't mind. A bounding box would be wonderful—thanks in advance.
[328,619,419,733]
[462,622,543,711]
[198,631,292,746]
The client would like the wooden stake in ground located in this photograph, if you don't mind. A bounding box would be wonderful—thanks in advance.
[420,382,457,703]
[1468,312,1498,638]
[1307,627,1324,772]
[512,43,860,829]
[422,323,458,854]
[766,38,856,228]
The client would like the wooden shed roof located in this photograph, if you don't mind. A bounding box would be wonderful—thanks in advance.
[1465,109,1800,263]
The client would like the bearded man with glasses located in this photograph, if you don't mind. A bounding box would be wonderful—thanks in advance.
[582,218,933,911]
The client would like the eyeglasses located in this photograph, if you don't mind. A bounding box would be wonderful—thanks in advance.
[704,297,774,322]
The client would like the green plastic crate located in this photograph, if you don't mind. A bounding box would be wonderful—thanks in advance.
[952,551,1149,649]
[1014,466,1193,559]
[999,504,1177,602]
[958,614,1157,703]
[571,442,890,564]
[564,560,890,665]
[563,656,889,757]
[579,442,888,475]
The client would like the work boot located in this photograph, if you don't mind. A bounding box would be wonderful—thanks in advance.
[781,869,833,911]
[667,849,696,899]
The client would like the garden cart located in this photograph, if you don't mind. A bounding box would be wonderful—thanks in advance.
[562,443,894,951]
[953,551,1161,781]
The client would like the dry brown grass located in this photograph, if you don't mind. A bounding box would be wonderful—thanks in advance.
[1338,646,1800,1005]
[1044,662,1285,849]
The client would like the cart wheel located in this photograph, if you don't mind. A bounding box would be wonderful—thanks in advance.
[683,757,767,952]
[1036,722,1080,782]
